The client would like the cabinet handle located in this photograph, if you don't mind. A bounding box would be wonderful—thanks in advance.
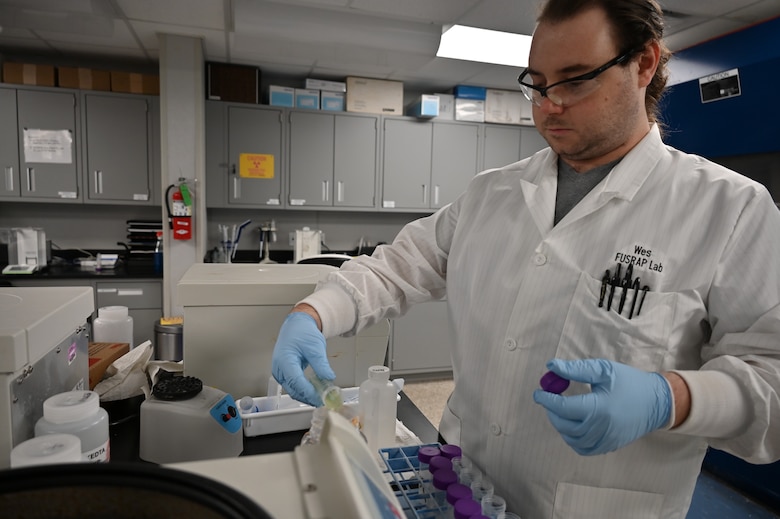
[3,167,12,191]
[337,181,344,203]
[26,168,35,192]
[434,185,440,206]
[322,180,328,202]
[422,184,428,204]
[94,170,104,194]
[232,176,241,199]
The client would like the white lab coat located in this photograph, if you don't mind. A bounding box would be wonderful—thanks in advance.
[303,126,780,518]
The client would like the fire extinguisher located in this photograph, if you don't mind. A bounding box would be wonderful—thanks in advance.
[166,183,193,240]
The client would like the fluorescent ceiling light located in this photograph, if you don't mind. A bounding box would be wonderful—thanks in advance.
[437,25,532,68]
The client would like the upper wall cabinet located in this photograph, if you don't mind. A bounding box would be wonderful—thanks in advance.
[382,118,480,211]
[9,88,81,202]
[288,110,378,209]
[206,102,284,208]
[0,88,19,198]
[483,124,548,171]
[82,93,157,205]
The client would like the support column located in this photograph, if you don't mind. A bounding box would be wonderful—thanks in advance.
[158,34,206,316]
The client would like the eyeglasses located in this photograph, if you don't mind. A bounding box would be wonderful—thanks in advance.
[517,49,638,107]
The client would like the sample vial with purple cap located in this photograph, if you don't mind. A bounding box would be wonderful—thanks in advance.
[540,370,570,394]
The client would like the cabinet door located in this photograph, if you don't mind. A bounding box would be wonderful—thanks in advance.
[520,127,548,158]
[431,122,479,209]
[84,94,151,203]
[288,111,334,207]
[0,88,19,198]
[382,119,432,210]
[334,114,377,208]
[390,300,452,374]
[483,125,522,170]
[227,106,283,206]
[205,101,228,207]
[17,90,80,200]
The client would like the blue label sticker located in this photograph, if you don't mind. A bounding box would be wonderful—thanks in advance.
[209,394,242,434]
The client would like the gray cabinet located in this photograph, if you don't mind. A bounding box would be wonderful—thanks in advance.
[16,89,81,201]
[382,118,480,210]
[288,111,377,209]
[83,93,156,204]
[0,88,19,198]
[227,105,284,206]
[482,124,547,170]
[390,299,452,375]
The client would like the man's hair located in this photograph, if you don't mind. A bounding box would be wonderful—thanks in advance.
[538,0,671,124]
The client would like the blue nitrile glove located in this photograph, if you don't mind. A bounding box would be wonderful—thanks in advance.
[271,312,336,407]
[533,358,672,456]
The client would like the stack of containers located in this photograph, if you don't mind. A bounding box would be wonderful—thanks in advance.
[453,85,486,122]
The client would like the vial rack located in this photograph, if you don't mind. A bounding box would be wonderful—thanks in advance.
[380,443,449,519]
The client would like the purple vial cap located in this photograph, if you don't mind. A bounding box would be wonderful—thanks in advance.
[429,455,453,474]
[454,499,483,519]
[433,469,458,490]
[417,445,441,464]
[446,483,472,505]
[540,370,570,394]
[467,515,491,519]
[440,443,462,459]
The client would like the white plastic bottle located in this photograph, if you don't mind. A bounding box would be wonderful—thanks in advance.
[358,365,397,454]
[34,390,110,462]
[93,305,134,347]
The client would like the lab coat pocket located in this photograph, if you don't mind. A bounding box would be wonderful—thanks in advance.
[556,272,676,372]
[553,482,663,519]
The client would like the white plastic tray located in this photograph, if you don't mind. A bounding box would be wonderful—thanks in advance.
[239,387,360,437]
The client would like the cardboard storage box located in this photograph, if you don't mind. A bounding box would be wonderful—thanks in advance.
[485,89,532,125]
[2,62,55,86]
[295,88,320,110]
[58,67,111,91]
[346,76,403,115]
[269,85,295,107]
[434,93,455,120]
[305,78,346,92]
[111,72,159,95]
[406,94,439,119]
[455,98,485,122]
[320,91,345,111]
[453,84,487,100]
[206,62,259,103]
[88,342,130,390]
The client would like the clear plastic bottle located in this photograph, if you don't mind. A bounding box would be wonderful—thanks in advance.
[300,371,360,445]
[11,433,83,467]
[358,365,397,454]
[34,390,110,462]
[93,305,134,348]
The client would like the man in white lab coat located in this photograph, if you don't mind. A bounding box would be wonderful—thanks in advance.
[272,0,780,516]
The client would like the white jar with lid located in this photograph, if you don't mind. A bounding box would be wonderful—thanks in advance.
[93,305,134,348]
[11,433,83,467]
[34,391,110,462]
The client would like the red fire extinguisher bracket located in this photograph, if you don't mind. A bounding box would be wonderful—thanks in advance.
[166,183,194,240]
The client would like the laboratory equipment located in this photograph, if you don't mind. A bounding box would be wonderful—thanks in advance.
[258,220,277,264]
[154,319,183,361]
[453,499,482,519]
[481,493,507,518]
[35,390,109,462]
[294,227,322,263]
[359,365,397,455]
[440,443,462,460]
[139,377,243,464]
[178,263,390,399]
[0,286,94,468]
[0,227,48,272]
[172,410,407,519]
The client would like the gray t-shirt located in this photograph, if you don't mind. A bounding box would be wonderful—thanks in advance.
[554,158,622,225]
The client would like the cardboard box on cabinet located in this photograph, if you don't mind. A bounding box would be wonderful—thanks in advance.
[2,62,56,86]
[346,76,403,115]
[58,67,111,91]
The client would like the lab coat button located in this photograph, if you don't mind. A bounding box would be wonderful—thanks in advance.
[505,338,517,351]
[490,422,502,436]
[533,253,547,266]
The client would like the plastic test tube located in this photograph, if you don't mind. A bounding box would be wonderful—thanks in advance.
[417,445,440,482]
[425,455,454,498]
[445,483,472,519]
[440,443,462,460]
[453,499,483,519]
[481,493,507,519]
[471,476,495,502]
[429,469,458,512]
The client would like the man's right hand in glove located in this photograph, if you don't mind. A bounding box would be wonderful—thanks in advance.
[271,306,336,407]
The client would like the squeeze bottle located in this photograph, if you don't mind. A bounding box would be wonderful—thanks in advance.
[358,365,397,454]
[93,305,134,348]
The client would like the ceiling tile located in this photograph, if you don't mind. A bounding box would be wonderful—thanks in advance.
[458,0,539,35]
[130,20,227,61]
[348,0,480,23]
[35,20,138,50]
[116,0,226,30]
